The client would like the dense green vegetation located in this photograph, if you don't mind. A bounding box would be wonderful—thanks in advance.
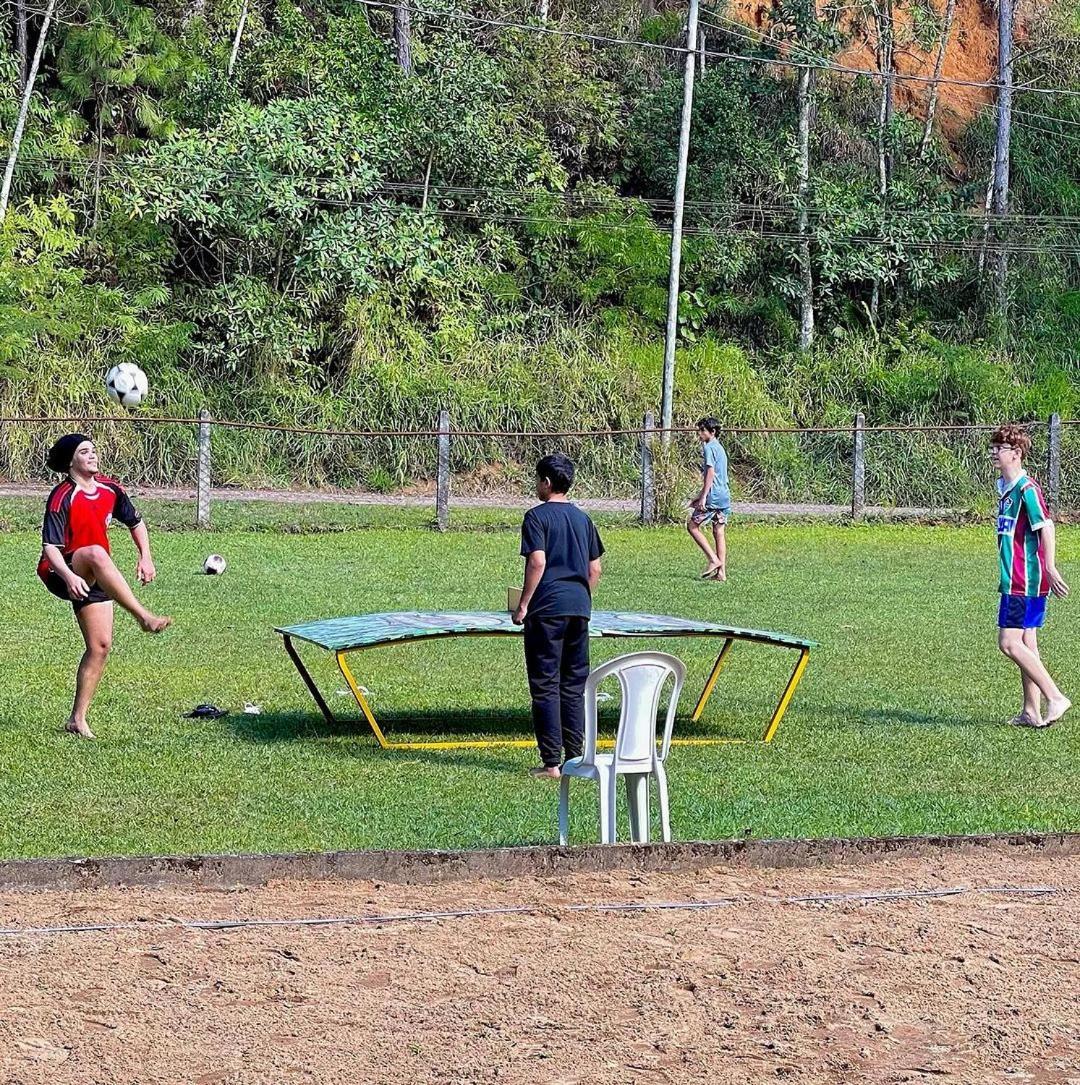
[2,0,1079,495]
[1,509,1077,857]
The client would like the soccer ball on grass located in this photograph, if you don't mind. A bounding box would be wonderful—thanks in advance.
[203,554,227,576]
[105,363,149,407]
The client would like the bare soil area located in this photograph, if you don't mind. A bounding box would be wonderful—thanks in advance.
[1,850,1078,1085]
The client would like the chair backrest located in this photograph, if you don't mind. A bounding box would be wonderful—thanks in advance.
[581,651,686,767]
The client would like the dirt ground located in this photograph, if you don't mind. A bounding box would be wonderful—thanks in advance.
[1,850,1078,1085]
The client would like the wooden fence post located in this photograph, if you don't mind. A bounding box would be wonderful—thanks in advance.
[640,411,656,525]
[1047,412,1061,515]
[196,408,211,528]
[436,408,450,531]
[851,411,866,520]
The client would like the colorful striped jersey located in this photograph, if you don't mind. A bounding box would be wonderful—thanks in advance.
[996,473,1050,596]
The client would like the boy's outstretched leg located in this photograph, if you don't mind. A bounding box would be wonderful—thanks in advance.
[66,602,113,739]
[999,628,1070,726]
[71,545,170,633]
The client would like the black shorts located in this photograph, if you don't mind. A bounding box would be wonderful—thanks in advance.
[42,557,110,612]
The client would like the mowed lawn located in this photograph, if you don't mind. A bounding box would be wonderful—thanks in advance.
[0,500,1077,859]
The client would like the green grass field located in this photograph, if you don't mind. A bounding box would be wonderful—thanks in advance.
[1,500,1077,860]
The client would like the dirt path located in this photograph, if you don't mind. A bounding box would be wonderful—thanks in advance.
[1,850,1076,1084]
[0,483,937,520]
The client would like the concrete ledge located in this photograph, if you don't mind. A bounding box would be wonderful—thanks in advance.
[1,832,1078,893]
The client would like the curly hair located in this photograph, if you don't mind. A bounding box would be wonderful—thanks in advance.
[989,423,1032,458]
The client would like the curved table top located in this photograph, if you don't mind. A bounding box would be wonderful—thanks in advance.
[276,611,815,653]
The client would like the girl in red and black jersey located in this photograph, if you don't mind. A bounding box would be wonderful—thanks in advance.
[39,434,171,738]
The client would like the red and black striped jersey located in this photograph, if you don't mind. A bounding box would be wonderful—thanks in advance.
[38,477,142,581]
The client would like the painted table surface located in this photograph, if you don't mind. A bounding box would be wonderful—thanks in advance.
[277,610,816,653]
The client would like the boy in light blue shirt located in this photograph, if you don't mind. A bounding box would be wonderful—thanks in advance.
[687,416,731,581]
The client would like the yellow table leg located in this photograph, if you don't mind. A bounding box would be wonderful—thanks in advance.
[336,650,538,752]
[336,651,392,749]
[691,638,735,722]
[762,648,810,743]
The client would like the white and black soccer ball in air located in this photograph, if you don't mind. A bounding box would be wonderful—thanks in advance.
[105,363,149,407]
[203,554,227,576]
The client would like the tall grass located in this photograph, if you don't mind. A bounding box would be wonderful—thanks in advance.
[2,324,1074,510]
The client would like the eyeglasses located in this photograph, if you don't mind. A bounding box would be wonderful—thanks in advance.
[989,444,1016,453]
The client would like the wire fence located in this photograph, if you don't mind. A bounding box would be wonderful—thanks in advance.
[0,412,1075,526]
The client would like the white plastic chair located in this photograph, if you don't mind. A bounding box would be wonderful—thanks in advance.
[559,651,686,845]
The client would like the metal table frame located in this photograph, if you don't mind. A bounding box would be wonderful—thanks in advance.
[278,613,814,752]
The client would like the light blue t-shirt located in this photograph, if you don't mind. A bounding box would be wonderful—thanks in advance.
[702,439,731,510]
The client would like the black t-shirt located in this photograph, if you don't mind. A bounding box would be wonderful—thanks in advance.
[520,501,605,620]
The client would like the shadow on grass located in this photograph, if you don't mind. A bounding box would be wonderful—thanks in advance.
[800,701,993,729]
[226,706,746,749]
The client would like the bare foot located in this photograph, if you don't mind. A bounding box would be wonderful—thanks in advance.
[529,766,561,780]
[710,568,727,582]
[699,564,721,580]
[64,719,96,739]
[139,614,172,634]
[1045,697,1071,724]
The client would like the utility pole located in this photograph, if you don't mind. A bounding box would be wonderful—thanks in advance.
[990,0,1014,323]
[796,60,815,351]
[660,0,700,447]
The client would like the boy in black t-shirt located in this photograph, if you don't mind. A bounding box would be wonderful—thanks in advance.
[512,455,604,778]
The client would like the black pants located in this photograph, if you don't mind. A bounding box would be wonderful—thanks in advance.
[523,615,591,767]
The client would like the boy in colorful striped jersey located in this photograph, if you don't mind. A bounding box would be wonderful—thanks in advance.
[991,424,1070,729]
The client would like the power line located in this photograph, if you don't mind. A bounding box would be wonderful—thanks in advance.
[353,0,1080,99]
[7,173,1080,258]
[12,149,1080,227]
[16,0,1080,100]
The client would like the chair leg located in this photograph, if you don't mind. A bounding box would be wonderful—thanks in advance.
[607,769,619,844]
[558,773,570,846]
[597,772,613,844]
[625,774,650,844]
[655,763,672,842]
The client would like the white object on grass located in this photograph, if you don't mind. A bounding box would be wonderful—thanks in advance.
[559,651,685,846]
[105,363,149,407]
[203,554,227,575]
[243,702,262,714]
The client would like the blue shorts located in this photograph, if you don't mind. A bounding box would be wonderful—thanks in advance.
[998,594,1048,630]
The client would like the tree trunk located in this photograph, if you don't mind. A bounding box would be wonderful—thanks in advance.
[228,0,250,77]
[977,159,995,275]
[796,62,815,351]
[990,0,1014,322]
[0,0,57,225]
[394,3,412,74]
[16,0,29,92]
[539,0,550,21]
[870,0,895,325]
[92,92,106,229]
[918,0,957,156]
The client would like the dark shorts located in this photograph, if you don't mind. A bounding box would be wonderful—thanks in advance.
[998,594,1047,630]
[690,505,730,528]
[41,556,110,612]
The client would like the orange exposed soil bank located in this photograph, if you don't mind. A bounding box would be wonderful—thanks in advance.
[728,0,1044,139]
